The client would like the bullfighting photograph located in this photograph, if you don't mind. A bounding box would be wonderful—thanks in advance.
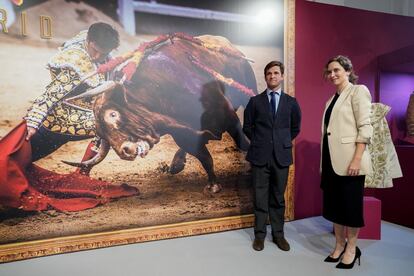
[0,0,291,262]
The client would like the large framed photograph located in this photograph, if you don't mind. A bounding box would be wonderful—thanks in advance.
[0,0,295,262]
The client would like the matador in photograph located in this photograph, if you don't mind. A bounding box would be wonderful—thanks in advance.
[25,22,117,171]
[0,22,138,212]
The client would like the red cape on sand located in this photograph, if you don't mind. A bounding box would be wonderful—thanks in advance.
[0,122,139,212]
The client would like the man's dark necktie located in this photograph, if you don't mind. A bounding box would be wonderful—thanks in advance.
[270,91,276,117]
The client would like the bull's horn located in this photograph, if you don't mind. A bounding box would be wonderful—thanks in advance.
[62,139,110,168]
[65,81,117,101]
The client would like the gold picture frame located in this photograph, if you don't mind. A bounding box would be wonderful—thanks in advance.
[0,0,295,263]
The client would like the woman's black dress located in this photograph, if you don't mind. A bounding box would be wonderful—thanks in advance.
[321,93,365,227]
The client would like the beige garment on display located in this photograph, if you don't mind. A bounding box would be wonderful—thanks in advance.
[365,103,403,188]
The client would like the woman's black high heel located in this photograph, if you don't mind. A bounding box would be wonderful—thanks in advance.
[324,243,347,262]
[336,246,361,269]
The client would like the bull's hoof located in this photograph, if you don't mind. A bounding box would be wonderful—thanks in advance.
[169,157,186,174]
[203,183,222,194]
[169,162,185,174]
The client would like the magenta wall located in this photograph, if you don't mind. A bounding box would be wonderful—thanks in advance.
[379,72,414,143]
[294,0,414,228]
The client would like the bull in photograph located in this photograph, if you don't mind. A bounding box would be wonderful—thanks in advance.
[66,35,257,193]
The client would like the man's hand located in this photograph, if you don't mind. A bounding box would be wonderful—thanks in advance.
[26,126,37,141]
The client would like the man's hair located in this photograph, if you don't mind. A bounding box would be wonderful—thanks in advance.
[264,60,284,75]
[87,22,120,52]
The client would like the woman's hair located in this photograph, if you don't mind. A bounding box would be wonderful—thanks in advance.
[324,55,358,84]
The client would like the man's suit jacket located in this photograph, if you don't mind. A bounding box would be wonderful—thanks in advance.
[243,90,301,167]
[321,83,373,176]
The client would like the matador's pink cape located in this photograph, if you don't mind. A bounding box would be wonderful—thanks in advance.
[0,122,139,212]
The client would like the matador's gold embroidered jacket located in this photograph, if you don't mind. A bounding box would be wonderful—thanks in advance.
[25,31,107,137]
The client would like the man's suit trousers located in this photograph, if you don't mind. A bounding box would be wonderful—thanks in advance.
[252,155,289,239]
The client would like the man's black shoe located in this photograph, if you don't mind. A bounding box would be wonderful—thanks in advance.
[273,237,290,251]
[252,238,264,251]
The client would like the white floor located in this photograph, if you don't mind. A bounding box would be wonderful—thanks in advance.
[0,216,413,276]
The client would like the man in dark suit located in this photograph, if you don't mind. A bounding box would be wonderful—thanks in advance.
[243,60,301,251]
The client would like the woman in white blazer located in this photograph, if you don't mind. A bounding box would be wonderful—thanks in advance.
[320,56,373,269]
